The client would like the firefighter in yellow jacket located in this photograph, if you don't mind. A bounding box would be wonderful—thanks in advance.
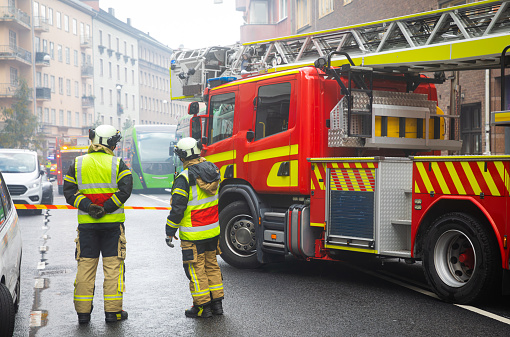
[64,125,133,324]
[166,137,224,318]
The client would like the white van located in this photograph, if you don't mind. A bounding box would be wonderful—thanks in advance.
[0,171,22,336]
[0,149,44,215]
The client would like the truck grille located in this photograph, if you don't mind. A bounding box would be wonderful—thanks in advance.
[7,185,27,196]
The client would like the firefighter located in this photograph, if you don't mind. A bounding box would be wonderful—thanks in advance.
[64,124,133,324]
[165,137,224,318]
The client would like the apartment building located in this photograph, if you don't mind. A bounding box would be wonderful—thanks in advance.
[0,0,34,120]
[237,0,509,154]
[93,8,139,131]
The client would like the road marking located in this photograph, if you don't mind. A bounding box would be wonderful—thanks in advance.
[140,194,168,203]
[455,305,510,325]
[346,262,510,326]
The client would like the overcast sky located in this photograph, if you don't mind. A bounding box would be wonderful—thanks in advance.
[98,0,245,49]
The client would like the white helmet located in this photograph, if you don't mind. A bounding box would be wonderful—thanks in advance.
[89,125,122,148]
[175,137,201,161]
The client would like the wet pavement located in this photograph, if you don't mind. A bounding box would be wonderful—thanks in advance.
[12,192,510,337]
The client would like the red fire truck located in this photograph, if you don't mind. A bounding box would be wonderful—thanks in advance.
[55,136,89,195]
[177,1,510,304]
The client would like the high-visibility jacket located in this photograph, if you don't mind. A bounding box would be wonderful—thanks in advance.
[76,152,125,224]
[170,169,220,241]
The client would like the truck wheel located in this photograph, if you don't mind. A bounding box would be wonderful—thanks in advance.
[0,283,15,337]
[422,212,500,304]
[219,201,261,269]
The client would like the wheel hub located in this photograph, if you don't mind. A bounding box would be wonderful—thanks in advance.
[227,218,256,254]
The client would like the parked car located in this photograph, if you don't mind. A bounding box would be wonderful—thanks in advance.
[41,172,54,205]
[0,149,44,215]
[0,171,22,337]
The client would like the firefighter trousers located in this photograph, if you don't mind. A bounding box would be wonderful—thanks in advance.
[181,238,224,306]
[73,224,127,314]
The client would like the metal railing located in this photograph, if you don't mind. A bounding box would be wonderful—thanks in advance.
[0,45,32,64]
[0,83,18,96]
[35,52,50,66]
[36,87,51,100]
[80,35,92,47]
[82,96,94,107]
[0,6,31,27]
[33,16,49,31]
[81,65,94,77]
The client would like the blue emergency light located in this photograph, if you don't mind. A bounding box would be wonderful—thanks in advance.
[207,77,236,89]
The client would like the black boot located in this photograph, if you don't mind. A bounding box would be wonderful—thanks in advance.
[77,313,90,324]
[185,304,213,318]
[105,310,128,322]
[211,299,223,315]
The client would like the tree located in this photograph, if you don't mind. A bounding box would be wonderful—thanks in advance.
[0,79,44,150]
[122,115,133,131]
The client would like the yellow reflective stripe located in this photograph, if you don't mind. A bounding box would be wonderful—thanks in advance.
[416,162,434,193]
[167,218,179,228]
[243,144,298,163]
[173,188,188,198]
[188,263,200,292]
[118,261,124,293]
[209,284,223,291]
[431,162,450,194]
[112,194,122,207]
[65,175,77,183]
[104,295,123,300]
[445,162,466,195]
[205,150,236,163]
[117,169,131,181]
[74,194,86,208]
[191,289,211,297]
[74,295,94,300]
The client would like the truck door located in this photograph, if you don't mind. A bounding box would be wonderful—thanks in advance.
[246,80,296,193]
[203,90,237,180]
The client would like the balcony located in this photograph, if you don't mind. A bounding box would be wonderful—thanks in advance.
[81,65,94,77]
[0,6,31,29]
[82,95,95,107]
[80,35,92,49]
[36,87,51,100]
[0,45,32,65]
[34,16,49,32]
[35,52,50,66]
[235,0,246,11]
[0,83,18,97]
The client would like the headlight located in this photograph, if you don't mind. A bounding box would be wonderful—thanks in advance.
[29,180,40,189]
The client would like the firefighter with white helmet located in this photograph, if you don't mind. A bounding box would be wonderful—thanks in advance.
[64,125,133,324]
[165,137,224,318]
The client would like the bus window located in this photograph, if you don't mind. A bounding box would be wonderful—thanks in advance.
[208,92,235,145]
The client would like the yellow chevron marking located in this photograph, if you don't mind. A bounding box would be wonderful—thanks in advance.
[416,162,434,193]
[414,181,421,194]
[460,162,481,195]
[431,162,450,194]
[478,162,500,196]
[445,162,466,195]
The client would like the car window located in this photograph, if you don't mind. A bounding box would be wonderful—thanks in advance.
[208,92,236,145]
[0,177,8,230]
[0,153,37,173]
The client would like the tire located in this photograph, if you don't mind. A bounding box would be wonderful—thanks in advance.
[0,283,15,337]
[219,201,261,269]
[422,212,501,304]
[14,275,20,314]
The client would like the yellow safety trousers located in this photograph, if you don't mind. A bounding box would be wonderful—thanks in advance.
[184,241,224,306]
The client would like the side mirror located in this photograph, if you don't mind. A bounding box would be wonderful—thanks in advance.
[188,101,200,115]
[246,131,255,142]
[191,115,202,141]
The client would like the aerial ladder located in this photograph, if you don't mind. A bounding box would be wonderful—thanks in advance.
[170,0,510,100]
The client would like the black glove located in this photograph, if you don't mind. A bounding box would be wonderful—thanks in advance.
[89,204,105,219]
[165,236,178,248]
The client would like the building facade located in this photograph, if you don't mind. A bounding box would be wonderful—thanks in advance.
[237,0,509,154]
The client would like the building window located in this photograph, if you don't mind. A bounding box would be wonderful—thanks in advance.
[75,112,80,127]
[460,102,482,154]
[109,62,112,78]
[56,11,61,29]
[67,111,72,126]
[125,67,127,82]
[65,47,70,64]
[117,65,120,80]
[64,15,69,32]
[44,108,50,123]
[66,79,71,96]
[125,93,128,109]
[74,81,79,97]
[57,44,62,62]
[72,19,77,35]
[50,42,54,59]
[99,30,103,45]
[83,112,87,125]
[58,77,63,94]
[100,59,104,76]
[43,74,48,87]
[50,75,55,93]
[108,34,111,49]
[109,89,113,105]
[319,0,334,17]
[42,39,47,53]
[279,0,287,20]
[74,50,78,66]
[249,0,269,24]
[59,110,64,126]
[297,0,310,29]
[116,38,120,52]
[132,70,135,84]
[48,8,53,25]
[51,109,56,124]
[100,87,104,104]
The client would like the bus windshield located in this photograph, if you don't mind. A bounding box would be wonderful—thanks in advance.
[137,132,175,163]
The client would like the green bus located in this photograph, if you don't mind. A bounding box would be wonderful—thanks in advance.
[122,124,178,192]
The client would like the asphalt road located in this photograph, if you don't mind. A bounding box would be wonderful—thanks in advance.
[12,191,510,337]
